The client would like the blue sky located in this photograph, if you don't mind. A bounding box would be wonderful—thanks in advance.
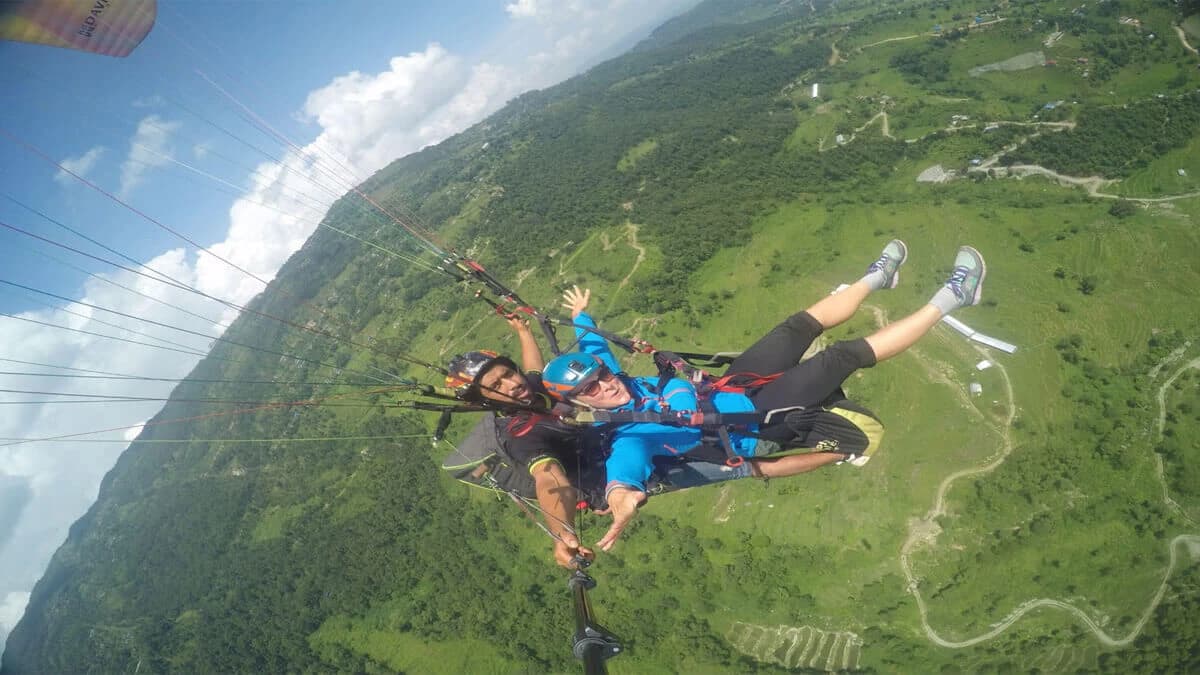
[0,0,513,313]
[0,0,701,652]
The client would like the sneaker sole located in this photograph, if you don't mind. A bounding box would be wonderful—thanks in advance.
[886,239,909,289]
[960,245,986,306]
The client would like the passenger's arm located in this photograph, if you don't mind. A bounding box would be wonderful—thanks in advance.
[596,486,646,552]
[602,435,657,494]
[561,287,624,372]
[572,312,624,374]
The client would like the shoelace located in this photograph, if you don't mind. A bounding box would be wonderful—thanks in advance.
[867,254,890,273]
[947,265,970,298]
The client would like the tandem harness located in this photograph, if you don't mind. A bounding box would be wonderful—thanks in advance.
[576,349,886,468]
[570,404,803,468]
[566,350,793,469]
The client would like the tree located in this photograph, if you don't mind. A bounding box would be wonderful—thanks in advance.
[1109,200,1137,218]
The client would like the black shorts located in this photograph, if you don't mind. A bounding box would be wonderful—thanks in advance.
[726,311,882,452]
[727,311,877,411]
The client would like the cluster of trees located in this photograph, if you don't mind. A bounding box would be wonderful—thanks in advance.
[1010,92,1200,178]
[891,42,953,84]
[1097,560,1200,672]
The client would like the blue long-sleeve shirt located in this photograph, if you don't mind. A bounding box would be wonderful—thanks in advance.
[572,313,760,493]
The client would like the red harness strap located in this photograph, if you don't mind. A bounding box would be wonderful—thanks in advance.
[704,370,782,395]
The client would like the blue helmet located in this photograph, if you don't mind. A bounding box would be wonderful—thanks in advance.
[541,352,607,400]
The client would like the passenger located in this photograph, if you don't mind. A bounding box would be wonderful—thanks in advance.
[540,241,987,551]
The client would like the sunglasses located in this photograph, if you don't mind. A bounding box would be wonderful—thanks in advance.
[575,368,615,398]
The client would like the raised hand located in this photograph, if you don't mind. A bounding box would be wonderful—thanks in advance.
[561,285,591,319]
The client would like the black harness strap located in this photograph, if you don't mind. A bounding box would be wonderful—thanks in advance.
[571,408,772,427]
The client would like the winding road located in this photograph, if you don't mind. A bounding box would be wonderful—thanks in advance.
[1176,25,1199,57]
[897,337,1200,649]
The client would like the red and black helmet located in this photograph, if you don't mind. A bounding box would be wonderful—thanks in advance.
[446,350,518,399]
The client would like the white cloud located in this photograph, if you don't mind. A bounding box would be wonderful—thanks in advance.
[0,591,31,652]
[131,94,165,108]
[299,0,699,176]
[55,147,105,186]
[193,142,213,160]
[301,43,491,173]
[119,115,181,200]
[0,247,219,619]
[122,424,146,442]
[505,0,541,18]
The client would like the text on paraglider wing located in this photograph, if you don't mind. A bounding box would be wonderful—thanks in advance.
[76,0,114,40]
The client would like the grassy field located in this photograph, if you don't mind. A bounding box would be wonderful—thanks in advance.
[343,166,1196,672]
[1114,133,1200,197]
[299,1,1200,671]
[617,139,659,173]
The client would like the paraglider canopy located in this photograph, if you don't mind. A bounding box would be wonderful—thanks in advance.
[0,0,156,57]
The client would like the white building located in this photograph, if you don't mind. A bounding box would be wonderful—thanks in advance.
[811,83,820,98]
[940,316,1018,353]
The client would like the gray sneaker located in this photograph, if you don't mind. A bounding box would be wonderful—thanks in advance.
[865,239,908,289]
[945,246,986,308]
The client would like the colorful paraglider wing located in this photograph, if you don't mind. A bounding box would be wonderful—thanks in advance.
[0,0,156,57]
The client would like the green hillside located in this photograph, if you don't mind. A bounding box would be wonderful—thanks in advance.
[5,0,1200,672]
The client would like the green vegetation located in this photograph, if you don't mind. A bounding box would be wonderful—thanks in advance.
[5,0,1200,672]
[1009,92,1200,177]
[616,138,658,172]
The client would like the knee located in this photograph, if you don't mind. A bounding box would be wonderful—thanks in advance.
[787,311,825,336]
[826,338,877,369]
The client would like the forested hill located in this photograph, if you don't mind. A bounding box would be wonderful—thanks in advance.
[7,0,1200,671]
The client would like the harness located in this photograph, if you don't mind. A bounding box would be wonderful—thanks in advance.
[568,357,793,469]
[645,351,783,466]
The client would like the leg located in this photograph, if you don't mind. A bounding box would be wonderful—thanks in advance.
[749,338,877,412]
[754,399,882,449]
[751,451,844,478]
[726,310,825,375]
[728,239,908,374]
[804,279,872,329]
[866,245,988,362]
[863,303,942,362]
[649,457,754,492]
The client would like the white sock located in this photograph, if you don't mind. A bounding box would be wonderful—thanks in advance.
[929,286,960,315]
[860,269,890,291]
